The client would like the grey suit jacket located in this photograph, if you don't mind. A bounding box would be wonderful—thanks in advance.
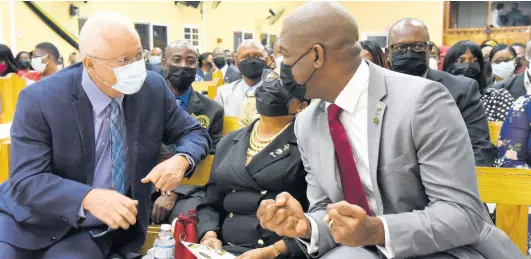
[294,62,524,259]
[224,65,242,84]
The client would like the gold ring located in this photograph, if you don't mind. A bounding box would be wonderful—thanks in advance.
[328,220,334,228]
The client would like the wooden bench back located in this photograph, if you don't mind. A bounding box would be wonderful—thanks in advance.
[476,166,531,254]
[191,78,220,97]
[222,116,241,136]
[0,74,25,123]
[488,121,502,146]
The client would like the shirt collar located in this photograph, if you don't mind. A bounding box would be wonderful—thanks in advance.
[221,65,228,76]
[176,87,192,107]
[242,79,262,96]
[326,60,369,114]
[81,68,124,115]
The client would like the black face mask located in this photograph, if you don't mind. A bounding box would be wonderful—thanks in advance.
[390,51,428,76]
[238,57,267,80]
[255,79,294,117]
[213,56,226,69]
[18,60,31,69]
[280,47,317,100]
[166,66,196,92]
[449,63,481,79]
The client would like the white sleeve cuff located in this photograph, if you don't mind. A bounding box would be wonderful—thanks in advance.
[297,214,320,254]
[376,216,394,258]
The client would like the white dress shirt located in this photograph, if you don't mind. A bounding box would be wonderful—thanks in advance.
[524,71,531,95]
[214,79,262,116]
[221,64,228,78]
[299,61,394,258]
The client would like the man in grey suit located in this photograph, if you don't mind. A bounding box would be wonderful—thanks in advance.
[257,2,523,259]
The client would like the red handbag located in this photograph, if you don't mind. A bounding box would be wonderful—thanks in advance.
[172,210,198,259]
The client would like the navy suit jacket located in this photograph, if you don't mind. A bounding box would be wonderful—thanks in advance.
[0,63,210,253]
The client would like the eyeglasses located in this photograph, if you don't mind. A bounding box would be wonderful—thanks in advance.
[89,49,149,66]
[390,42,429,54]
[491,57,515,64]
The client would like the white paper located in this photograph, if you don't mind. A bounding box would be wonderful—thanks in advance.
[181,241,236,259]
[0,122,11,140]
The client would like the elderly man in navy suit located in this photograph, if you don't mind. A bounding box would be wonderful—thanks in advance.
[0,11,209,259]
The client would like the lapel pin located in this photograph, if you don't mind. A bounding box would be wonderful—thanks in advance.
[275,149,283,155]
[270,152,276,158]
[377,104,382,112]
[373,116,380,126]
[284,144,289,151]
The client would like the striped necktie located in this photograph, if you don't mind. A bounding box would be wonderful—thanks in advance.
[109,99,126,194]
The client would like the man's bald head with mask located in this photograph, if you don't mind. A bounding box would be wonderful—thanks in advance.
[163,40,199,96]
[278,1,362,102]
[235,40,269,84]
[387,18,432,76]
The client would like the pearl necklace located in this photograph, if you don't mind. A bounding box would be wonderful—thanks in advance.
[247,121,292,157]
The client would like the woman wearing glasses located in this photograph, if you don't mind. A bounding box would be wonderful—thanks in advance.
[494,43,531,100]
[197,74,309,259]
[443,40,514,122]
[490,44,517,84]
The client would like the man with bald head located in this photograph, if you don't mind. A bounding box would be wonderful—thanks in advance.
[0,12,209,258]
[147,47,164,76]
[215,39,269,116]
[257,2,523,259]
[212,47,241,84]
[152,40,223,224]
[387,18,494,167]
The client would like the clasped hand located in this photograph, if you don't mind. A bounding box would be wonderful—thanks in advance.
[323,201,385,247]
[256,192,310,239]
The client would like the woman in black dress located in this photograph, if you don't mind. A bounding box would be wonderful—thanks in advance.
[197,77,309,259]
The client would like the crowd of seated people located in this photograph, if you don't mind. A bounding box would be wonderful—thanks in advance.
[1,2,531,259]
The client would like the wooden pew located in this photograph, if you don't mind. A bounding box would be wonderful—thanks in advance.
[0,74,24,182]
[488,121,502,146]
[191,78,224,101]
[0,74,26,123]
[476,166,531,254]
[140,155,215,254]
[222,116,241,137]
[0,137,9,183]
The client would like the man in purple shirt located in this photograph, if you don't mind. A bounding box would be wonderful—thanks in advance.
[0,11,209,259]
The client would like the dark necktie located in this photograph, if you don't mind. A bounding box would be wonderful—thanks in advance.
[328,104,372,214]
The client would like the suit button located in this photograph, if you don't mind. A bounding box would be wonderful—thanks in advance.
[261,190,267,195]
[51,236,57,241]
[229,213,233,219]
[257,239,264,246]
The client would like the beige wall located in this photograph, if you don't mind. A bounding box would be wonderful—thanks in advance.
[0,1,444,60]
[342,1,444,46]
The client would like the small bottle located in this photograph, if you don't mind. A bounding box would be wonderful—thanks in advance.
[142,248,154,259]
[154,224,175,259]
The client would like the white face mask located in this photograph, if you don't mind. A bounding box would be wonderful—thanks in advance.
[149,56,161,65]
[492,61,515,81]
[429,57,438,70]
[31,56,48,73]
[94,59,147,95]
